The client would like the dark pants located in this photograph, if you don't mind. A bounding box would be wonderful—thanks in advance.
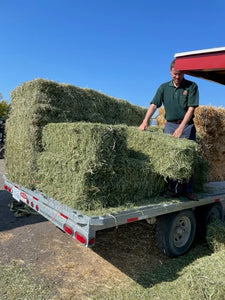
[164,122,196,193]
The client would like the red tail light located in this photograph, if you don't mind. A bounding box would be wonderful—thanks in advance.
[89,238,95,246]
[64,224,74,236]
[75,232,86,244]
[4,185,12,192]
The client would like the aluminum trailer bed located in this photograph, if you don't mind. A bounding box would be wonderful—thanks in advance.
[3,175,225,257]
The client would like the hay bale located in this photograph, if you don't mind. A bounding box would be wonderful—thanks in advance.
[206,219,225,252]
[37,123,166,212]
[36,123,206,213]
[156,106,166,127]
[126,126,201,183]
[157,105,225,181]
[6,79,147,188]
[195,106,225,181]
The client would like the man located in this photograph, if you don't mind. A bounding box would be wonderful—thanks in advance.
[139,59,199,200]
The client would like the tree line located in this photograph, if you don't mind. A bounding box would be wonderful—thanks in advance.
[0,92,10,121]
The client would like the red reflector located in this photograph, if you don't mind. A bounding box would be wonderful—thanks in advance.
[75,232,86,244]
[64,224,74,236]
[31,202,34,207]
[60,213,68,220]
[33,196,39,201]
[21,192,28,200]
[36,205,39,211]
[26,199,29,204]
[215,198,220,202]
[89,238,95,246]
[4,184,8,190]
[127,217,138,223]
[8,187,12,193]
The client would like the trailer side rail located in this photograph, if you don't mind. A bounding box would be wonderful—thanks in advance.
[3,175,225,247]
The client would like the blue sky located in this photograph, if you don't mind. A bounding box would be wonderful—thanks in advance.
[0,0,224,109]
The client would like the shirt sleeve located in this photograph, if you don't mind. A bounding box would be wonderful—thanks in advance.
[188,82,199,107]
[151,84,164,108]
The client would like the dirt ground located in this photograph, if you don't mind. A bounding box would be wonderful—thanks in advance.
[0,160,168,299]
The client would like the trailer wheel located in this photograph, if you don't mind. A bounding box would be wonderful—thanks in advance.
[156,210,196,257]
[196,202,224,239]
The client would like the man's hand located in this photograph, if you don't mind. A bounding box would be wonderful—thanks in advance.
[173,106,196,138]
[138,103,157,131]
[173,126,184,138]
[139,121,148,131]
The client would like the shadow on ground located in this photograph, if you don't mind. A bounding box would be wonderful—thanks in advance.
[92,220,210,288]
[0,190,47,232]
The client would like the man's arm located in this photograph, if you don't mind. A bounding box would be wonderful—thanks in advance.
[139,103,157,130]
[173,106,196,138]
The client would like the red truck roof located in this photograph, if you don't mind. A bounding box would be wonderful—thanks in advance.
[174,47,225,85]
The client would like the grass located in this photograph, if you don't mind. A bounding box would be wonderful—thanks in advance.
[0,260,57,300]
[93,243,225,300]
[2,241,225,299]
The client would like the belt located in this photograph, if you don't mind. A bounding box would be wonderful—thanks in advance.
[168,120,194,125]
[169,120,183,124]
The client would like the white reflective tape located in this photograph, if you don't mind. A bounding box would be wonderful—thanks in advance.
[12,186,20,201]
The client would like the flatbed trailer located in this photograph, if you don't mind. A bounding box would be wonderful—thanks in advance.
[3,176,225,257]
[3,47,225,257]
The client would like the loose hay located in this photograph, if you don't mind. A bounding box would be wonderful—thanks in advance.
[206,219,225,252]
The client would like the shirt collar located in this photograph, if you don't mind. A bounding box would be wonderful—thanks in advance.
[169,79,186,88]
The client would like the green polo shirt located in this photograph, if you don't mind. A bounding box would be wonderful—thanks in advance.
[151,79,199,122]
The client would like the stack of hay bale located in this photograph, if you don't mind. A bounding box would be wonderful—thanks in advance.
[6,79,146,189]
[157,105,225,182]
[6,79,208,213]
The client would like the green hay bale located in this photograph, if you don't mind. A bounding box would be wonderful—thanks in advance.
[37,123,206,213]
[193,156,210,191]
[206,219,225,252]
[126,127,201,183]
[37,123,166,212]
[6,79,147,188]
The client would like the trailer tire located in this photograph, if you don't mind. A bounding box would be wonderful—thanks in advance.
[195,202,224,239]
[156,210,196,257]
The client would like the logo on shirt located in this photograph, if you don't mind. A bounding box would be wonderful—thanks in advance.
[183,90,188,95]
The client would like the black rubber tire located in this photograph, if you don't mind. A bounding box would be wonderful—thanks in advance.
[195,202,224,239]
[0,146,5,159]
[156,210,196,257]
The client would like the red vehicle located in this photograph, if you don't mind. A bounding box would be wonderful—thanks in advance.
[175,46,225,85]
